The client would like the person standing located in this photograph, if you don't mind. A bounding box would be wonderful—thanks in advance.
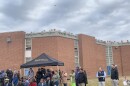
[77,68,86,86]
[59,70,62,85]
[70,70,75,86]
[4,73,10,86]
[24,78,30,86]
[111,64,119,86]
[13,71,19,86]
[41,68,46,78]
[28,68,34,81]
[62,71,68,86]
[96,67,106,86]
[46,77,52,86]
[0,70,6,86]
[17,71,21,81]
[6,69,13,86]
[83,70,88,86]
[75,67,80,86]
[52,71,60,86]
[38,78,47,86]
[36,68,42,84]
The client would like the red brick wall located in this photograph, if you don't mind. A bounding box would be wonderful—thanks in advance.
[78,34,97,78]
[56,37,75,73]
[112,46,123,76]
[78,35,83,68]
[96,44,107,72]
[32,37,58,59]
[78,34,106,78]
[0,31,25,70]
[120,45,130,76]
[113,45,130,76]
[32,36,75,73]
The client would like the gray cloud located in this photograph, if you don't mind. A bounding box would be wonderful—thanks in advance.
[38,0,87,26]
[1,0,40,20]
[0,0,130,41]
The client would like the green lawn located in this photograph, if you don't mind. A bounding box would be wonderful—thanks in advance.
[68,76,129,86]
[87,77,123,86]
[87,78,123,86]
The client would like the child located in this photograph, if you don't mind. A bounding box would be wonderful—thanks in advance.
[123,76,128,86]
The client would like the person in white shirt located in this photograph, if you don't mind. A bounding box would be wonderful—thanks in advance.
[28,68,34,81]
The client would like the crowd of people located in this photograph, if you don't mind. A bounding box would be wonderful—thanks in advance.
[28,67,88,86]
[0,69,20,86]
[0,67,88,86]
[0,64,129,86]
[0,67,87,86]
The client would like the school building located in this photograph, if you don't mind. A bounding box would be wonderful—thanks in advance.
[0,29,130,78]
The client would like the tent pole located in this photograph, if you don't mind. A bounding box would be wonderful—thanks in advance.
[57,65,59,72]
[20,69,22,77]
[57,65,60,83]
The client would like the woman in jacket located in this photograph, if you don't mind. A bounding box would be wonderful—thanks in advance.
[62,71,68,86]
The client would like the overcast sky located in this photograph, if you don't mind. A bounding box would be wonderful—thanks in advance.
[0,0,130,41]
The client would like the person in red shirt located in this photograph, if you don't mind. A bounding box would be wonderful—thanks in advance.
[29,78,37,86]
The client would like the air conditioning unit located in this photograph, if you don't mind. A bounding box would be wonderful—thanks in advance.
[6,37,12,43]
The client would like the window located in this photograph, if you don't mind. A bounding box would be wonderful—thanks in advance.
[24,69,29,76]
[75,51,78,56]
[74,48,78,51]
[74,39,80,67]
[106,46,113,66]
[26,38,32,50]
[26,46,31,50]
[75,58,79,63]
[74,40,78,47]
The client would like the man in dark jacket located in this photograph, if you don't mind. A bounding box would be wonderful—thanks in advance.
[77,68,86,86]
[41,68,46,78]
[6,69,13,86]
[75,67,80,86]
[83,70,88,86]
[36,68,43,84]
[111,64,119,86]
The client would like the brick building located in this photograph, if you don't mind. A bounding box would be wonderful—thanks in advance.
[0,29,130,78]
